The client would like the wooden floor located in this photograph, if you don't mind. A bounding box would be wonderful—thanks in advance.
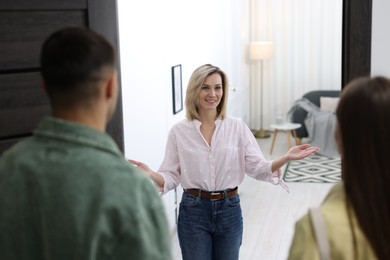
[171,130,334,260]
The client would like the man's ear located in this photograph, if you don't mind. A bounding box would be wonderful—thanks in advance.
[104,71,117,99]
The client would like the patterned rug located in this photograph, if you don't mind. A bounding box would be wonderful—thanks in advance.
[283,153,341,183]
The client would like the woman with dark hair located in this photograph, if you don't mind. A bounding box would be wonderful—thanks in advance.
[131,64,318,260]
[288,76,390,260]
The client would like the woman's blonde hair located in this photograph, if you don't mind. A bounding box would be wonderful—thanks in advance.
[185,64,229,120]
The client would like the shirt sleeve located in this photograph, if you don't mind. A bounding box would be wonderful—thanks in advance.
[157,128,181,195]
[243,122,286,189]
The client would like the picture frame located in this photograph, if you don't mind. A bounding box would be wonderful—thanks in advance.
[172,64,183,114]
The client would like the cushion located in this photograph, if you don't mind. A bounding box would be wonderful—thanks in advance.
[320,97,339,112]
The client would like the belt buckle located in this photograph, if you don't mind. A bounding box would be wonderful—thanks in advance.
[210,191,223,201]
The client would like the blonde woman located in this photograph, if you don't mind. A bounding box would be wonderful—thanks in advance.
[131,64,318,260]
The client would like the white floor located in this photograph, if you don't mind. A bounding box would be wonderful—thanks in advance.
[171,130,334,260]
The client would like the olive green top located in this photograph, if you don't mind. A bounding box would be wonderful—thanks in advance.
[0,117,171,260]
[288,183,376,260]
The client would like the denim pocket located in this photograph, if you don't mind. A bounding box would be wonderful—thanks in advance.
[226,194,240,207]
[180,192,199,207]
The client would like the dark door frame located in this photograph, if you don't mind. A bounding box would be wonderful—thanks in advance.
[0,0,124,154]
[342,0,372,87]
[88,0,124,151]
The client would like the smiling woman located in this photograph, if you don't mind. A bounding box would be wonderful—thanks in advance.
[129,64,319,260]
[185,64,229,121]
[116,0,372,258]
[198,73,223,109]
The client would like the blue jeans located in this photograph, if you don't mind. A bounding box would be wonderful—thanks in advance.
[178,191,243,260]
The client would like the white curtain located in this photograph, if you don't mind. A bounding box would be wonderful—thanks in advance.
[250,0,342,129]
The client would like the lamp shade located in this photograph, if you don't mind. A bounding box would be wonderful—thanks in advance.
[250,41,274,60]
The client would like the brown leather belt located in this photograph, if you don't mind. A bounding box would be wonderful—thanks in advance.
[185,187,238,200]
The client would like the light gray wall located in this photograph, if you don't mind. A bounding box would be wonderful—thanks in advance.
[371,0,390,77]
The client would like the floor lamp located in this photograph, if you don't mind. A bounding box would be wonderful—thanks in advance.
[250,41,274,138]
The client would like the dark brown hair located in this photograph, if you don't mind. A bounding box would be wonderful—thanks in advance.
[336,76,390,259]
[40,27,115,107]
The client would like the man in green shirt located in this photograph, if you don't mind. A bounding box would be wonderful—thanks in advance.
[0,27,171,260]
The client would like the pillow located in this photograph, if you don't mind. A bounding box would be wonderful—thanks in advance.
[320,97,339,112]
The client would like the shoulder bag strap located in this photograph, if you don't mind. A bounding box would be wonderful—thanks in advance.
[309,208,330,260]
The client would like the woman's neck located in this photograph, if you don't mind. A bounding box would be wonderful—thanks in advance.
[198,110,217,125]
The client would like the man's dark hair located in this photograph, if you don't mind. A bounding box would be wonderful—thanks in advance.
[40,27,115,106]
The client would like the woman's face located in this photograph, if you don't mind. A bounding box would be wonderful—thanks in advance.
[197,73,223,113]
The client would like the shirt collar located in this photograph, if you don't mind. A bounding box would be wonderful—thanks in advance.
[193,118,223,129]
[33,116,122,157]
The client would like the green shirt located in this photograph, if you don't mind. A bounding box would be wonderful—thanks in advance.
[0,117,172,260]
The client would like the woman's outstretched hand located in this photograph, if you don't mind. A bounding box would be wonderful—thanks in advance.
[286,144,319,160]
[271,144,319,173]
[129,159,165,189]
[128,159,155,178]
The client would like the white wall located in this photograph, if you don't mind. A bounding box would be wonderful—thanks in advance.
[371,0,390,77]
[117,0,251,229]
[250,0,342,129]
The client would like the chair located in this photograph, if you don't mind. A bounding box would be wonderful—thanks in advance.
[290,90,341,144]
